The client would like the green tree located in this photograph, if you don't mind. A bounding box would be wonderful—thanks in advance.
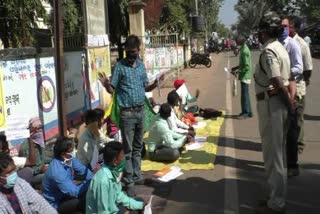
[298,0,320,23]
[0,0,48,48]
[198,0,224,36]
[108,0,129,59]
[47,0,83,35]
[215,21,230,38]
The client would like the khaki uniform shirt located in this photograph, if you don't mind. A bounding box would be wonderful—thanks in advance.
[254,39,290,95]
[294,34,312,98]
[294,34,313,71]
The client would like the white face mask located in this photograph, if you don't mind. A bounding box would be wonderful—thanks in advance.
[63,150,76,167]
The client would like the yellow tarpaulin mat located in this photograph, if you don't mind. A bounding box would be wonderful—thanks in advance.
[141,116,224,171]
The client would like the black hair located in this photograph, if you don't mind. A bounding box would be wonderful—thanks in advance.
[102,141,123,165]
[159,103,172,119]
[124,35,141,50]
[288,15,302,30]
[0,152,14,174]
[94,108,104,120]
[0,134,9,153]
[167,90,179,106]
[53,137,74,158]
[84,109,99,125]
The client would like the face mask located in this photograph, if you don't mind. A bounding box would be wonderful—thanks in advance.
[63,150,75,167]
[64,158,72,167]
[126,51,138,64]
[279,27,289,43]
[3,172,18,189]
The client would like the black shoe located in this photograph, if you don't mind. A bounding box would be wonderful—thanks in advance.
[288,168,300,178]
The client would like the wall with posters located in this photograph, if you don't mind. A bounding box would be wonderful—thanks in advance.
[87,47,111,109]
[144,46,185,76]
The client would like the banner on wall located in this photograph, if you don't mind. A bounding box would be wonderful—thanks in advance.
[88,47,111,108]
[0,64,6,131]
[1,57,59,142]
[64,52,87,121]
[37,57,59,139]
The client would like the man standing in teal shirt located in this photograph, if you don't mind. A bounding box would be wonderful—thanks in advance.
[86,141,144,214]
[232,35,253,119]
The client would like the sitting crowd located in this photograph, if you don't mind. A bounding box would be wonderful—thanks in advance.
[0,77,222,214]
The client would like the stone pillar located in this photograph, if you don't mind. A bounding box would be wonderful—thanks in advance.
[128,0,146,60]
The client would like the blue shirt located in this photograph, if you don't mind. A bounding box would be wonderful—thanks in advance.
[86,165,143,213]
[111,59,148,108]
[280,36,303,78]
[42,157,93,208]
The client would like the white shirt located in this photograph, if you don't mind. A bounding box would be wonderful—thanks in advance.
[304,36,311,47]
[167,107,189,134]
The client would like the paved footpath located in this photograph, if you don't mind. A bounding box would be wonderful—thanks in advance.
[150,51,320,214]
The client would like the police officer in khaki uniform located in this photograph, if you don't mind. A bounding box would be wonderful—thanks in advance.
[254,12,294,214]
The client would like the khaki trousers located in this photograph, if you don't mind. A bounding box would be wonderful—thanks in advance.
[257,95,288,211]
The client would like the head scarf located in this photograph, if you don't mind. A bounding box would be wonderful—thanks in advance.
[29,117,45,147]
[174,79,185,89]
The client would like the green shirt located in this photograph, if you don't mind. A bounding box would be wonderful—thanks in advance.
[86,165,143,214]
[238,43,252,81]
[147,116,186,152]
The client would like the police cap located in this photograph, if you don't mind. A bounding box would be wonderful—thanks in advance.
[258,11,281,31]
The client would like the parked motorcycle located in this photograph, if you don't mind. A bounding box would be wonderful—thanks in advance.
[206,39,223,54]
[188,53,212,68]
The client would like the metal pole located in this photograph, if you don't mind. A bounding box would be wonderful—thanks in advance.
[53,0,67,137]
[195,0,198,16]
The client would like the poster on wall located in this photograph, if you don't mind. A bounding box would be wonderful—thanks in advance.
[37,57,59,139]
[169,47,178,66]
[155,48,166,68]
[145,48,155,74]
[0,64,6,131]
[1,57,59,147]
[64,52,87,122]
[177,47,184,66]
[88,47,111,108]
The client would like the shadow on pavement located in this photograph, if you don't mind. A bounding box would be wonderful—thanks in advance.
[218,136,262,152]
[223,114,239,119]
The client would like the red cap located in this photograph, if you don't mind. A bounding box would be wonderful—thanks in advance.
[174,79,185,89]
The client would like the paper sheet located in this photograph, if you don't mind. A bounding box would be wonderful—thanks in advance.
[5,116,30,141]
[192,121,207,129]
[195,136,208,142]
[185,142,204,151]
[157,166,183,182]
[144,196,153,214]
[176,83,189,98]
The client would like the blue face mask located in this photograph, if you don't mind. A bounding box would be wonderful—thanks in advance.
[279,27,289,43]
[3,172,18,189]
